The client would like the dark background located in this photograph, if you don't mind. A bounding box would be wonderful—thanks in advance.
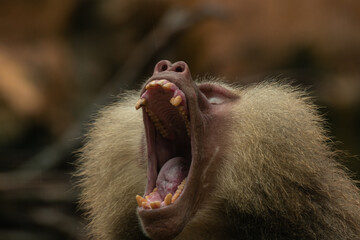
[0,1,359,239]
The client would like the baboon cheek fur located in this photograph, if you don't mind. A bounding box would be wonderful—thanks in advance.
[77,60,360,240]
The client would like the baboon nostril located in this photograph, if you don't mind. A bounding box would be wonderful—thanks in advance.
[175,66,184,72]
[161,64,168,72]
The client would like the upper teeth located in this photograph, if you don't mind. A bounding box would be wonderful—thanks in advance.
[135,80,190,137]
[135,98,147,110]
[142,80,183,108]
[145,108,169,138]
[145,79,175,90]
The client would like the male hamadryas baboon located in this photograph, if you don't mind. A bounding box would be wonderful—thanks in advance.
[77,60,360,240]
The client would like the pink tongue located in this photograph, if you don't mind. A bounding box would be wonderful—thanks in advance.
[156,157,189,199]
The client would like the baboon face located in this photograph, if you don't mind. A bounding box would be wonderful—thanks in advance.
[135,60,239,239]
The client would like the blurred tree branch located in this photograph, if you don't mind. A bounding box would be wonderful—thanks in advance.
[1,4,226,187]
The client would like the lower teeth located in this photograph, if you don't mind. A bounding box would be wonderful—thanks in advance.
[136,178,187,208]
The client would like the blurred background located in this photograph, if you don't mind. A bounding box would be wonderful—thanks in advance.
[0,0,359,239]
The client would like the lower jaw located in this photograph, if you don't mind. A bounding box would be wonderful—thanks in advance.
[138,195,191,240]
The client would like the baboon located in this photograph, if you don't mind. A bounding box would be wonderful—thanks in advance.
[77,60,360,240]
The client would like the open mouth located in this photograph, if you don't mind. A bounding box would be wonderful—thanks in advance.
[135,79,192,209]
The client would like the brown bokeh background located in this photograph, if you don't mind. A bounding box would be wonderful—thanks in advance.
[0,1,359,239]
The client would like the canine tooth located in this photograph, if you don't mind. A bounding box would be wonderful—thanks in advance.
[135,98,147,110]
[150,201,161,209]
[153,187,158,192]
[178,185,184,190]
[170,96,182,107]
[162,82,175,91]
[142,202,150,209]
[164,193,172,205]
[136,195,145,207]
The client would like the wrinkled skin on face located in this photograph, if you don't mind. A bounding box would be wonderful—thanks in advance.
[77,61,360,240]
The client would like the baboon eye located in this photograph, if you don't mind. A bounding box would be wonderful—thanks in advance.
[199,83,238,105]
[206,96,226,105]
